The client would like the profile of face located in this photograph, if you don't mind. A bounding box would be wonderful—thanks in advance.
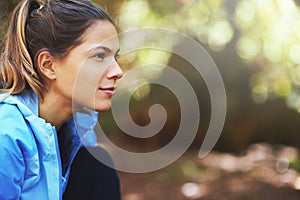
[48,20,123,112]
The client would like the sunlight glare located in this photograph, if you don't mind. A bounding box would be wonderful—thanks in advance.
[274,76,291,97]
[289,44,300,64]
[119,0,150,29]
[234,0,255,29]
[236,37,261,60]
[208,20,234,50]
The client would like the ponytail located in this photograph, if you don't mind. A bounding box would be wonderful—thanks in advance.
[0,0,45,100]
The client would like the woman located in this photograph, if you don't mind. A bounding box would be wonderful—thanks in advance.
[0,0,123,199]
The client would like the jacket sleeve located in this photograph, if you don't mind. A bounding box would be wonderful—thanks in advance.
[0,133,25,200]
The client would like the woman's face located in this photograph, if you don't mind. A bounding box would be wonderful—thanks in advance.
[52,20,123,112]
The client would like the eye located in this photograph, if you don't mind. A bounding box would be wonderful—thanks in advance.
[94,53,105,60]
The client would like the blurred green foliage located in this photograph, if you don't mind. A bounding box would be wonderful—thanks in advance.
[290,157,300,173]
[115,0,300,110]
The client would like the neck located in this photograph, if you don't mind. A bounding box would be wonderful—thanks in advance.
[38,91,73,131]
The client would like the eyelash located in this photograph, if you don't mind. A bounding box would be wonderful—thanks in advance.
[95,53,105,59]
[93,53,120,61]
[114,54,121,60]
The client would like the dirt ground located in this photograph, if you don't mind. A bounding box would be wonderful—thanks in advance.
[118,143,300,200]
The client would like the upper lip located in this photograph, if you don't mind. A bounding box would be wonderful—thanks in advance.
[99,87,116,91]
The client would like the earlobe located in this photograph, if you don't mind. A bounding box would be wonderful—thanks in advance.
[37,50,57,80]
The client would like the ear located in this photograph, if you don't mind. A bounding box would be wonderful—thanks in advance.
[37,50,57,80]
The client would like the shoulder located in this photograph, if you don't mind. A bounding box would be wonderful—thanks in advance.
[0,102,29,133]
[0,102,35,148]
[0,101,24,117]
[0,102,38,160]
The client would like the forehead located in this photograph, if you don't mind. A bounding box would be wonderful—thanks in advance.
[80,20,119,50]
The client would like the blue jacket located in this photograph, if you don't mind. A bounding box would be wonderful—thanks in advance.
[0,89,98,200]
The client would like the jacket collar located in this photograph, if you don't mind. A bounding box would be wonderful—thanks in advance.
[0,89,98,146]
[13,89,39,116]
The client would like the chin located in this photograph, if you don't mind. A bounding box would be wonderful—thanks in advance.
[94,102,112,112]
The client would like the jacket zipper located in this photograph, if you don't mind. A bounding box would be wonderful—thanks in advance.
[52,126,63,200]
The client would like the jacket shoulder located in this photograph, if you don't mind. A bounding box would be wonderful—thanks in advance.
[0,102,31,137]
[0,102,38,157]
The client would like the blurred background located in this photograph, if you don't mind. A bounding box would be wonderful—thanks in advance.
[2,0,300,199]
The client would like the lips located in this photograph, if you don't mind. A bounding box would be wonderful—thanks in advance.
[99,87,116,96]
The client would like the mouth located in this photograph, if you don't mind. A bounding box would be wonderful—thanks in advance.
[99,87,116,96]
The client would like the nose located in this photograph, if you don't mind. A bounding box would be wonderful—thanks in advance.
[107,60,123,80]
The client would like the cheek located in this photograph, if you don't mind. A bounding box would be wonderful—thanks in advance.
[63,58,110,109]
[53,72,77,99]
[54,61,80,96]
[72,68,104,108]
[73,77,98,105]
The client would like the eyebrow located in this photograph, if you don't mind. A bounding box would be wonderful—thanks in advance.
[87,46,120,56]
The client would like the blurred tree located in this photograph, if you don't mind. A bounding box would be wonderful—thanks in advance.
[0,0,19,47]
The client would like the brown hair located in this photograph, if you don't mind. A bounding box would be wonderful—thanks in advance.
[0,0,114,99]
